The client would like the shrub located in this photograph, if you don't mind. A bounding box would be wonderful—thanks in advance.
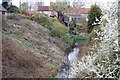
[7,5,20,13]
[76,23,82,28]
[20,10,26,14]
[63,35,88,48]
[7,13,28,20]
[101,19,108,26]
[51,22,68,38]
[87,31,96,41]
[75,35,88,40]
[63,35,74,47]
[87,4,102,33]
[29,12,53,29]
[48,66,56,71]
[51,17,59,22]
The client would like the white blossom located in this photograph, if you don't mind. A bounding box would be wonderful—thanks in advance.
[68,1,119,78]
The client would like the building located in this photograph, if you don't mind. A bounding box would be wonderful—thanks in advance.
[37,6,52,16]
[25,10,37,15]
[0,4,7,16]
[64,8,91,23]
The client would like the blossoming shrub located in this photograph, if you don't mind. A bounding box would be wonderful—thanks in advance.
[68,1,119,79]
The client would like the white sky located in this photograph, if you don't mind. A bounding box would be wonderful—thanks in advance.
[6,0,116,7]
[12,0,52,7]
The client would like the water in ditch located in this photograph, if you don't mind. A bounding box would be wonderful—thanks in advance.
[55,43,80,78]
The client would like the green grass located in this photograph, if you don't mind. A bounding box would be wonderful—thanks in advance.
[2,29,52,60]
[74,35,88,40]
[63,32,96,47]
[2,30,37,52]
[63,34,89,47]
[15,34,37,52]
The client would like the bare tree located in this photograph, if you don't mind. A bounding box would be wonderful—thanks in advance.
[20,2,29,11]
[50,1,70,19]
[72,0,84,8]
[50,1,70,12]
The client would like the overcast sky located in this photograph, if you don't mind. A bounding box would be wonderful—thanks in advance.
[12,0,52,7]
[1,0,116,7]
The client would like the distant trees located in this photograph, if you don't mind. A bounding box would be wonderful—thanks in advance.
[72,0,84,8]
[87,4,102,33]
[50,1,70,13]
[50,1,70,22]
[20,2,29,13]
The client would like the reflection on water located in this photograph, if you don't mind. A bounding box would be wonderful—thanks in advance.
[68,48,79,63]
[56,47,79,78]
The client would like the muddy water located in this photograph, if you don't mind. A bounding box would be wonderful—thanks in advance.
[55,47,80,78]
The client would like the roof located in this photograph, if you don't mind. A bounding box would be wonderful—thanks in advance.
[0,4,7,12]
[38,6,50,11]
[65,8,91,14]
[64,8,91,17]
[26,10,37,15]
